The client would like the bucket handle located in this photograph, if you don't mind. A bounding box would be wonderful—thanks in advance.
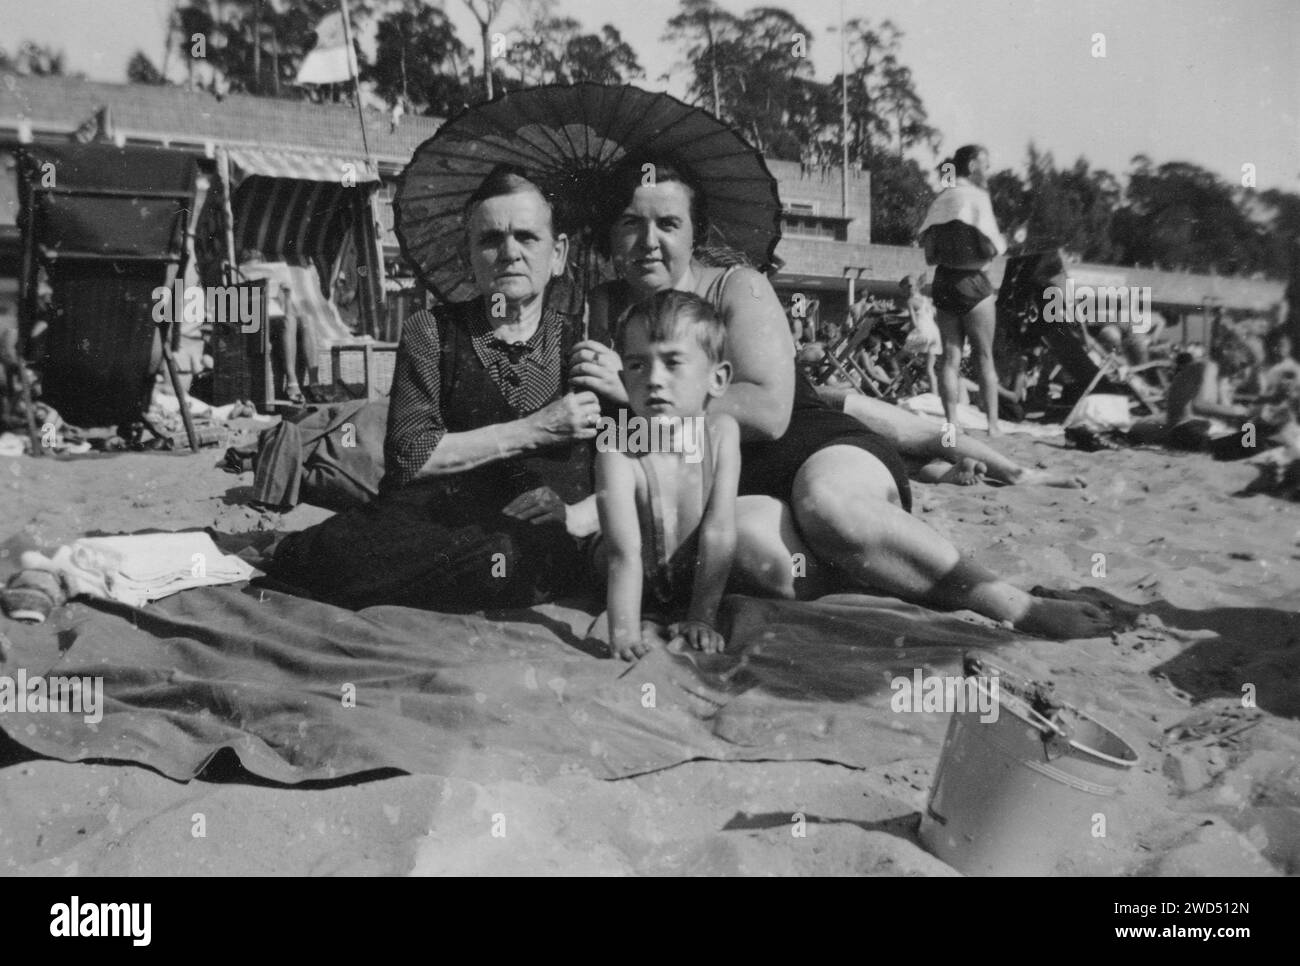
[968,673,1073,760]
[969,672,1067,739]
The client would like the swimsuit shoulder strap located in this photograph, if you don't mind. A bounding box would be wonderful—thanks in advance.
[700,420,716,506]
[701,264,742,315]
[637,456,671,571]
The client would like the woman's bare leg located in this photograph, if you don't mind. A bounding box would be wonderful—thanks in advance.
[272,317,301,398]
[965,295,1001,436]
[936,309,965,431]
[732,495,832,599]
[788,446,1112,639]
[827,390,1083,487]
[838,393,1016,479]
[296,314,320,388]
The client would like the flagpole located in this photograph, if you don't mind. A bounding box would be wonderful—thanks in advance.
[840,0,849,219]
[338,0,372,168]
[336,0,382,338]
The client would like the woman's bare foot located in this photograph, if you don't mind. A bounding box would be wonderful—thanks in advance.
[1015,597,1113,639]
[939,457,987,486]
[947,562,1122,640]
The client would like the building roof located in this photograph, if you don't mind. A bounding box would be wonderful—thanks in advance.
[0,73,441,170]
[0,76,1284,314]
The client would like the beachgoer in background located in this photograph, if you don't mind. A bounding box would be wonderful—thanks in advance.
[267,167,601,610]
[900,274,942,394]
[595,291,740,661]
[854,328,898,391]
[991,345,1037,424]
[918,144,1008,436]
[1166,331,1253,451]
[845,293,876,341]
[1129,330,1254,455]
[580,157,1111,638]
[238,251,318,405]
[1261,327,1300,397]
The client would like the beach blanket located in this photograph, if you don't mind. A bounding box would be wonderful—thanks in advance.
[0,584,1017,785]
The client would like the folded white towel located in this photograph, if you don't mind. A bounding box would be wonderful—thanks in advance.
[918,182,1007,257]
[22,532,255,608]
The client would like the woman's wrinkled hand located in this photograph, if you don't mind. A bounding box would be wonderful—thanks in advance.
[501,486,567,526]
[530,391,601,440]
[568,340,627,404]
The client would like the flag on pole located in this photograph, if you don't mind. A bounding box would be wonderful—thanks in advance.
[295,11,358,85]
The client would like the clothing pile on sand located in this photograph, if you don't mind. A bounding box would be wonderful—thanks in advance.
[0,532,255,622]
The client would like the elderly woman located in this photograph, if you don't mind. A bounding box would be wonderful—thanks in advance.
[574,158,1111,639]
[267,167,602,609]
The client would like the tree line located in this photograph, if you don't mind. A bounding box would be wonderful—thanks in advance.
[6,0,1293,280]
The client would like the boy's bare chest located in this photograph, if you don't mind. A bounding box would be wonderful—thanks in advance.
[636,452,708,551]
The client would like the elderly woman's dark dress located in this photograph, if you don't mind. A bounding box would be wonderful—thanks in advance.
[267,296,593,610]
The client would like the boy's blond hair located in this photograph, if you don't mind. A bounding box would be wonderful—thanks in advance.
[616,290,726,365]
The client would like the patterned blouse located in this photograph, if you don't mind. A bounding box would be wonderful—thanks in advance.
[384,300,563,488]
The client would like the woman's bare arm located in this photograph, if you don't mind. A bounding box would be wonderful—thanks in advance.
[708,266,795,441]
[1191,361,1249,420]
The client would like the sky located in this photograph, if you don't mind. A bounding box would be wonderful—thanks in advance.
[1,0,1297,190]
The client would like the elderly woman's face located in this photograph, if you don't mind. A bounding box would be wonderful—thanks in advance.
[466,189,567,306]
[609,181,696,295]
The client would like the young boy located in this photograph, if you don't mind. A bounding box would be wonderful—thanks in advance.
[595,291,741,662]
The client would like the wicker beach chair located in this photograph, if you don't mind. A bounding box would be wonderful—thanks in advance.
[18,143,200,441]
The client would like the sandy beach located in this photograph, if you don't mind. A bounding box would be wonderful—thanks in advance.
[2,426,1297,877]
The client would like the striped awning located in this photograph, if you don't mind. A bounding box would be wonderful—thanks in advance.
[225,147,378,185]
[222,147,376,267]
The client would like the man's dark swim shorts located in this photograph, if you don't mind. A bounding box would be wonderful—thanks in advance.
[931,266,995,316]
